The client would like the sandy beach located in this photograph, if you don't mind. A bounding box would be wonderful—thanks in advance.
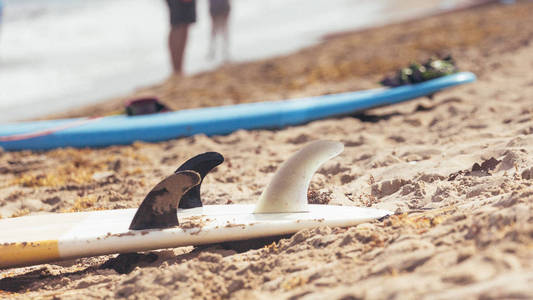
[1,1,533,299]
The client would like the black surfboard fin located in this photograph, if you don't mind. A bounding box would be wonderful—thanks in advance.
[175,152,224,209]
[129,171,201,230]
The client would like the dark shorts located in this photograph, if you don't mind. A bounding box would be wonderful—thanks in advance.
[166,0,196,26]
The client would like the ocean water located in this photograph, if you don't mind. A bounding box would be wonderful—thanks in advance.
[0,0,476,122]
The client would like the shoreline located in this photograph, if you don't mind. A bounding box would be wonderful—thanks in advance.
[1,1,533,299]
[322,0,498,41]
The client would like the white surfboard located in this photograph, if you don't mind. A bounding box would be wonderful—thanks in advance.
[0,141,391,269]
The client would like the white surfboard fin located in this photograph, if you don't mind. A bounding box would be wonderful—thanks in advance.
[175,152,224,209]
[254,140,344,213]
[129,171,201,230]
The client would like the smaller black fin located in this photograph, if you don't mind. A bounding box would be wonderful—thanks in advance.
[175,152,224,209]
[129,171,201,230]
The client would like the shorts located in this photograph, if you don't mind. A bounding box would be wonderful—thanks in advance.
[209,0,230,17]
[166,0,196,26]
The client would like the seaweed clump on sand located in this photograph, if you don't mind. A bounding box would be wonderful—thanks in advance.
[380,55,458,87]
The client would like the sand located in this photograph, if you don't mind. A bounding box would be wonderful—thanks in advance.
[1,1,533,299]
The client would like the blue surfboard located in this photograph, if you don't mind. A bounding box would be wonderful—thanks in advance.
[0,72,475,151]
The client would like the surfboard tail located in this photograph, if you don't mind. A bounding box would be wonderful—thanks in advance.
[0,141,398,270]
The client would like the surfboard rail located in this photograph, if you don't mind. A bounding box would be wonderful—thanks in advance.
[0,204,391,268]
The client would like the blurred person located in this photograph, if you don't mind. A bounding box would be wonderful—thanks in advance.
[166,0,196,75]
[207,0,231,61]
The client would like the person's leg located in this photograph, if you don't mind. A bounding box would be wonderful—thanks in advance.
[207,16,216,60]
[169,24,189,75]
[221,15,230,62]
[166,0,196,75]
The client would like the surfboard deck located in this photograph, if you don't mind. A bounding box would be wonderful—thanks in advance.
[0,205,391,269]
[0,72,476,150]
[0,140,390,269]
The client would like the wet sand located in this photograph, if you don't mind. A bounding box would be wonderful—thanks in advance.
[1,1,533,299]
